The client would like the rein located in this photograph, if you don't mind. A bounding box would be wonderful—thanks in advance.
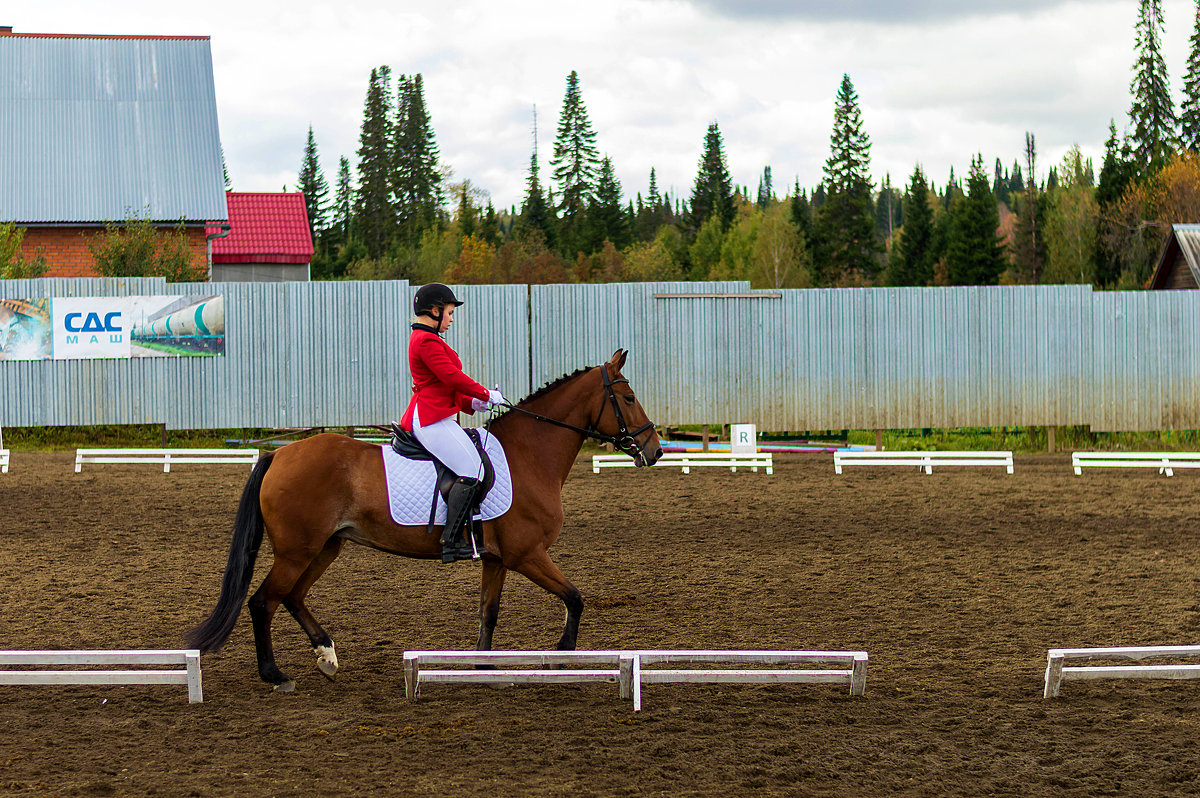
[490,364,654,464]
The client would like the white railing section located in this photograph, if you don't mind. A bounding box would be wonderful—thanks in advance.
[1071,451,1200,477]
[0,449,8,473]
[593,452,773,475]
[1043,645,1200,698]
[403,649,867,711]
[0,649,203,703]
[74,448,259,473]
[834,450,1014,475]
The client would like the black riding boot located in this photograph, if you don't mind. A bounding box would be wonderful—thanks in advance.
[440,476,480,563]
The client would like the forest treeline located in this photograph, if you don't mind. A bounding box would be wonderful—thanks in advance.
[286,0,1200,290]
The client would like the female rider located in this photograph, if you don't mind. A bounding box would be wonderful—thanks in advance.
[399,283,505,562]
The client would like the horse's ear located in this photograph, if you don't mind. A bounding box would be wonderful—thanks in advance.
[610,349,628,370]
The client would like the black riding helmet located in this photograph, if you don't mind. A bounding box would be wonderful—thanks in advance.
[413,283,463,331]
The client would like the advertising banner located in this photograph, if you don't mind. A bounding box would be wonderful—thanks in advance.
[0,295,225,361]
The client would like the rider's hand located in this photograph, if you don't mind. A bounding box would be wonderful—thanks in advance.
[470,397,490,412]
[487,389,506,408]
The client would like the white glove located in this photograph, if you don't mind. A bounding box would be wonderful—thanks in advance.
[487,389,506,408]
[470,397,489,412]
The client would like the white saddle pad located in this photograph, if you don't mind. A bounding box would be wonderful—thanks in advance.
[381,430,513,526]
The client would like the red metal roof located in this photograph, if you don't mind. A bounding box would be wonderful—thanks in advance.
[207,192,313,264]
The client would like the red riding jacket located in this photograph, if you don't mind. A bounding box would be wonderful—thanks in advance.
[399,324,489,431]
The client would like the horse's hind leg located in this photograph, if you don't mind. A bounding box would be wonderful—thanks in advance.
[283,537,346,680]
[512,549,583,650]
[248,558,309,691]
[476,555,508,652]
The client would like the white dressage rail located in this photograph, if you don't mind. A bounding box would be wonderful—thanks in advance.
[593,452,774,475]
[1071,451,1200,477]
[74,448,260,473]
[0,649,202,703]
[0,449,8,473]
[834,450,1014,475]
[403,649,867,711]
[1043,645,1200,698]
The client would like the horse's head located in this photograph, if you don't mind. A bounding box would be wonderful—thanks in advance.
[593,349,663,467]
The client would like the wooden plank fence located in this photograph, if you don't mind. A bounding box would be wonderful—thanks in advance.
[403,649,867,711]
[0,649,203,703]
[74,448,259,473]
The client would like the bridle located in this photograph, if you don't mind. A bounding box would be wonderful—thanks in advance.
[490,364,655,465]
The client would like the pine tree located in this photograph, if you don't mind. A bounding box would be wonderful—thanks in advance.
[550,71,600,256]
[945,154,1005,285]
[886,165,935,286]
[1184,5,1200,150]
[815,74,879,282]
[394,74,443,243]
[297,125,330,234]
[688,122,734,231]
[355,67,395,259]
[591,156,628,248]
[790,178,812,242]
[1129,0,1177,168]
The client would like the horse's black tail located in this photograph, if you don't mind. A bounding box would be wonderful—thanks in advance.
[185,451,274,654]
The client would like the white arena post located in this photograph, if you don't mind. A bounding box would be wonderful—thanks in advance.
[0,649,203,703]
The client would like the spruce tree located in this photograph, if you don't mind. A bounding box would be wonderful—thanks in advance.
[297,125,330,234]
[332,156,352,239]
[756,166,773,209]
[394,74,443,243]
[1184,4,1200,151]
[688,122,734,231]
[1012,133,1045,283]
[886,165,935,286]
[591,156,628,248]
[945,155,1005,285]
[355,67,395,259]
[993,157,1010,206]
[550,71,600,255]
[517,110,555,246]
[815,74,879,282]
[1095,120,1140,285]
[1129,0,1176,168]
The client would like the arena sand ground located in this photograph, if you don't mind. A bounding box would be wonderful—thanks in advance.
[2,451,1200,796]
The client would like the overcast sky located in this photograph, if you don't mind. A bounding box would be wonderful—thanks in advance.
[8,1,1198,211]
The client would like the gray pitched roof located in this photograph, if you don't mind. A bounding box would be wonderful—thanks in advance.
[0,33,228,224]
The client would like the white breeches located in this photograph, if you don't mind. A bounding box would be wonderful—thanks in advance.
[412,406,483,479]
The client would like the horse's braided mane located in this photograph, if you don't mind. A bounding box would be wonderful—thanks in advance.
[487,365,592,424]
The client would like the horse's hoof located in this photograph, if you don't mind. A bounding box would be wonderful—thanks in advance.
[272,680,296,693]
[315,644,339,680]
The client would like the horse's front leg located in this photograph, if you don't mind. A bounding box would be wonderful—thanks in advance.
[512,548,583,650]
[476,554,507,651]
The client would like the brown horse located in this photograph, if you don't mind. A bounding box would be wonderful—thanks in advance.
[186,349,662,691]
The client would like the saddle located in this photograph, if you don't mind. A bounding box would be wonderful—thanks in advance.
[388,423,495,539]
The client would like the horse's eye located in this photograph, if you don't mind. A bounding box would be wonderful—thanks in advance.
[622,395,635,405]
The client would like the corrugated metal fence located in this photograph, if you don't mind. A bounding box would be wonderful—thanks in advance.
[2,279,1199,431]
